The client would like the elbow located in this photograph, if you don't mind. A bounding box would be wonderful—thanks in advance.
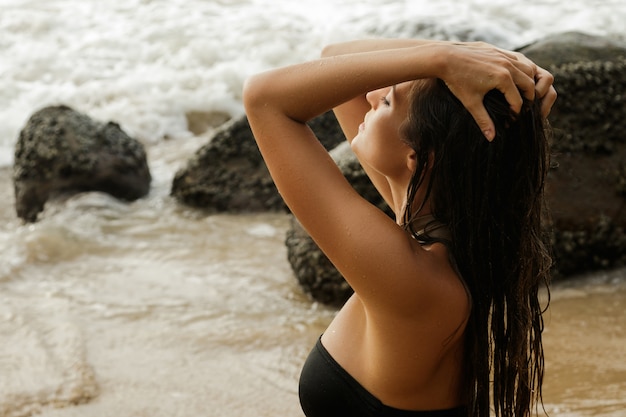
[320,44,335,58]
[321,43,343,58]
[242,74,265,115]
[243,72,305,124]
[243,72,286,121]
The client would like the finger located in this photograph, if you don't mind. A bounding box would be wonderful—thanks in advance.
[540,87,557,119]
[511,66,537,101]
[501,52,539,101]
[510,52,538,77]
[491,58,536,103]
[534,66,555,99]
[466,101,497,141]
[495,71,525,113]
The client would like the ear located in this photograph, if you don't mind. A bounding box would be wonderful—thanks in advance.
[406,150,435,174]
[406,149,417,173]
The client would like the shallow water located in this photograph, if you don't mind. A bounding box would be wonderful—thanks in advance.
[0,155,625,416]
[542,271,626,416]
[0,160,335,417]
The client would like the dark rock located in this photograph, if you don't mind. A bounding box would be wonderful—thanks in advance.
[171,116,280,212]
[521,32,626,277]
[170,111,345,212]
[13,105,151,222]
[544,57,626,277]
[547,59,626,154]
[518,31,626,69]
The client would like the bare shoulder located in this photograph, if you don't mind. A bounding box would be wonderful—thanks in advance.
[417,243,469,319]
[423,243,471,320]
[367,240,470,330]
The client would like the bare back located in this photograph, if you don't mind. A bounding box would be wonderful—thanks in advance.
[321,238,470,410]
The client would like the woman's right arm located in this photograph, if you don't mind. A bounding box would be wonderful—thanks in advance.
[323,39,555,141]
[322,39,442,147]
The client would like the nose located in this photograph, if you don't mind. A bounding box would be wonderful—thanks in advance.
[365,90,376,107]
[366,87,389,109]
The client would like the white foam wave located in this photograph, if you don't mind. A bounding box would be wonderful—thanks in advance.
[0,0,625,167]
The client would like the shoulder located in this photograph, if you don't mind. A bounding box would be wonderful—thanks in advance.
[364,240,470,328]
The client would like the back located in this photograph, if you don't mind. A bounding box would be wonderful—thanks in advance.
[317,235,470,412]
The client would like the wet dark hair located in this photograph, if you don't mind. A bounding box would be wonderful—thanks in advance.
[401,79,552,417]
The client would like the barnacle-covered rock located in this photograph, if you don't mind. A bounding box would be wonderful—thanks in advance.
[13,105,151,222]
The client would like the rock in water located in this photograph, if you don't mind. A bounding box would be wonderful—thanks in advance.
[13,105,151,222]
[520,32,626,276]
[171,112,346,212]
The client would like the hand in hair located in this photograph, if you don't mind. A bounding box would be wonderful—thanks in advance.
[438,42,556,141]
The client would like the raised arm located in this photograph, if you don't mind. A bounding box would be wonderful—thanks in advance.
[244,43,443,309]
[242,40,551,311]
[323,39,556,138]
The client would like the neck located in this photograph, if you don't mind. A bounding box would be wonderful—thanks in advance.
[388,178,431,226]
[388,180,411,224]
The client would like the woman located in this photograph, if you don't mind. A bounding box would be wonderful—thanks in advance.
[243,39,556,417]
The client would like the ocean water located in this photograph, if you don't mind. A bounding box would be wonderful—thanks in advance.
[0,0,625,416]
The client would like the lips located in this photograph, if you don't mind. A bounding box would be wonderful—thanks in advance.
[359,114,369,131]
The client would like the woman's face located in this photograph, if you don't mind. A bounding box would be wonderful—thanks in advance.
[351,81,415,178]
